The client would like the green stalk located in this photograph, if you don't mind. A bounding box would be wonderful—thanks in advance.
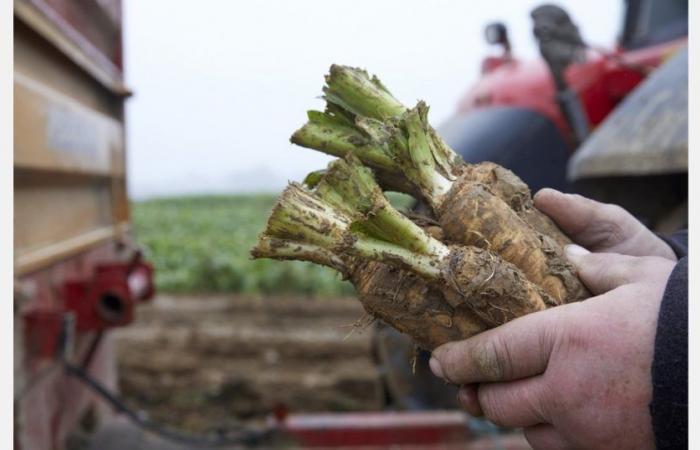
[249,181,437,277]
[396,102,461,206]
[312,155,449,279]
[251,182,357,273]
[252,157,452,284]
[251,236,350,274]
[294,65,464,210]
[350,236,443,279]
[314,156,444,257]
[323,65,406,120]
[291,110,396,171]
[264,182,349,248]
[292,110,420,196]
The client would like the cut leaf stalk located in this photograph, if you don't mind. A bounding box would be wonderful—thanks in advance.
[323,64,406,120]
[251,180,487,350]
[295,65,571,245]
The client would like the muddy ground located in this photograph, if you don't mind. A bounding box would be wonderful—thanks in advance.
[114,294,383,432]
[112,294,530,449]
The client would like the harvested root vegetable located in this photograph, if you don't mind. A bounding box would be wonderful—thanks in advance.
[253,64,591,350]
[253,236,487,350]
[250,183,488,350]
[460,162,573,248]
[291,65,587,303]
[351,261,488,350]
[252,157,555,346]
[439,176,585,304]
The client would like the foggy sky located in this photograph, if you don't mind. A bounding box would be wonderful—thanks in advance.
[124,0,621,199]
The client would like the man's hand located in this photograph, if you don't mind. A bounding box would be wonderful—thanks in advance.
[429,245,676,449]
[534,188,677,261]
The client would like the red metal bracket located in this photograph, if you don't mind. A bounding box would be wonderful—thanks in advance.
[63,260,155,332]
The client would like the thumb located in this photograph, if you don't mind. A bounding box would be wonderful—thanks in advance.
[430,306,560,385]
[565,245,640,295]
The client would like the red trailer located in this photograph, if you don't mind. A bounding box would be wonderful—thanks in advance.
[14,1,154,449]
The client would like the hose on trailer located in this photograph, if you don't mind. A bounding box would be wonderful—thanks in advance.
[64,361,278,448]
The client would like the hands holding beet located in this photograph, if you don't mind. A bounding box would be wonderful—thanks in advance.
[429,189,682,449]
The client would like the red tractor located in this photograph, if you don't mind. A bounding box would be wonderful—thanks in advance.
[375,0,688,413]
[443,1,687,211]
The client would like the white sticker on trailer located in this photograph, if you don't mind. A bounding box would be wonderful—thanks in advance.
[46,104,106,160]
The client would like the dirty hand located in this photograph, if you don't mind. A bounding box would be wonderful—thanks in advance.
[429,245,676,449]
[533,188,677,261]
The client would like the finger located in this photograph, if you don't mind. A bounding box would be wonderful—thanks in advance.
[565,245,646,294]
[430,308,558,384]
[533,189,631,250]
[477,376,547,428]
[457,384,483,417]
[523,424,570,450]
[534,189,677,260]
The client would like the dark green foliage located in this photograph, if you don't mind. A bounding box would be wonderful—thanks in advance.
[132,194,356,296]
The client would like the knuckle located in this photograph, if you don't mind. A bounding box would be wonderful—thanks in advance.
[642,255,675,275]
[566,192,589,206]
[579,202,629,249]
[635,257,658,277]
[601,203,627,219]
[561,327,587,353]
[521,387,547,425]
[586,255,609,277]
[439,343,468,382]
[618,255,667,286]
[563,194,595,232]
[594,219,626,249]
[441,357,459,383]
[630,256,675,290]
[579,253,635,291]
[469,337,507,381]
[579,254,608,279]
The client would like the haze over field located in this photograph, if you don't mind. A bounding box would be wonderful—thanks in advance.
[124,0,621,199]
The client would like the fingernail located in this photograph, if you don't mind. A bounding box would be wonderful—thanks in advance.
[429,356,444,378]
[534,187,557,197]
[565,244,589,259]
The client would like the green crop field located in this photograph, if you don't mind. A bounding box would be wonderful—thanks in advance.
[132,193,413,296]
